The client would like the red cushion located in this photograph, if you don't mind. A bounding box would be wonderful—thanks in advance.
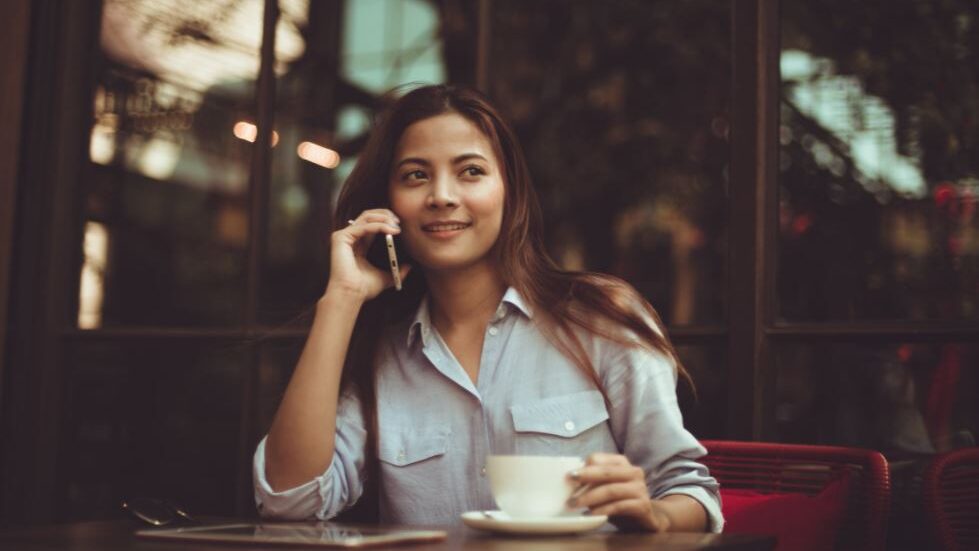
[721,476,849,551]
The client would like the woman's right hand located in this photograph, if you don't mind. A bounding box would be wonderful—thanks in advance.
[326,209,411,301]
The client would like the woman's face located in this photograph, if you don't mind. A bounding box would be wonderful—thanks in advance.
[388,112,506,273]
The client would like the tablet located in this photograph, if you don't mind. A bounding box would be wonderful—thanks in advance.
[137,522,448,548]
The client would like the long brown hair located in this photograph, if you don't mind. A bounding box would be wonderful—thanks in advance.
[332,84,690,520]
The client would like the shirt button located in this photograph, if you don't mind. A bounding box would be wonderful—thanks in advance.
[564,421,576,432]
[495,305,506,319]
[488,327,499,336]
[397,449,406,462]
[480,466,487,476]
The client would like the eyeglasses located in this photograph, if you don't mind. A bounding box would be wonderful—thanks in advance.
[121,497,197,527]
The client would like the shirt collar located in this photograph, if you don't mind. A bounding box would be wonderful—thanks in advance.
[406,286,534,348]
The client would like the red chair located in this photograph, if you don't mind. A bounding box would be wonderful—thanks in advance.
[701,440,890,550]
[922,447,979,551]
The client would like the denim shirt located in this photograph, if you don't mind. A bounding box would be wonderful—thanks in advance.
[253,287,724,531]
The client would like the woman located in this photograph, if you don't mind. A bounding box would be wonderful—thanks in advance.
[253,84,723,532]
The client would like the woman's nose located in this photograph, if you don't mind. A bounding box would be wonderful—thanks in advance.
[427,177,458,209]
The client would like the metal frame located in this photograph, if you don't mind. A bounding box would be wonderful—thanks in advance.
[1,0,103,524]
[0,0,33,446]
[727,0,780,440]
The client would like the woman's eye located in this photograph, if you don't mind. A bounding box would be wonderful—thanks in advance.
[403,170,427,181]
[463,166,485,177]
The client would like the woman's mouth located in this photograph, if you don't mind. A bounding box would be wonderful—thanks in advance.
[422,221,472,237]
[423,222,471,232]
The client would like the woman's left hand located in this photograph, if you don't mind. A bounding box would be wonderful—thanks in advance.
[567,453,672,532]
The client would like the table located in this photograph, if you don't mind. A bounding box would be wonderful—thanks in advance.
[0,520,775,550]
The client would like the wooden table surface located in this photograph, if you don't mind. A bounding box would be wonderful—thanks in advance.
[0,520,775,551]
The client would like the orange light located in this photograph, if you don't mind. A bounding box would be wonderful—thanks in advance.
[233,122,257,142]
[233,122,279,146]
[297,141,341,168]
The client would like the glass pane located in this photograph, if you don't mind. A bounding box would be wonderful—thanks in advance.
[79,0,274,327]
[259,0,451,322]
[779,2,979,321]
[61,341,243,521]
[676,344,728,440]
[775,342,978,457]
[490,0,730,326]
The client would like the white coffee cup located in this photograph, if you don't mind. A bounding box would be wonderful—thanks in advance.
[485,455,585,518]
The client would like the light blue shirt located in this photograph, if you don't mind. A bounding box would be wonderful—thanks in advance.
[253,287,724,531]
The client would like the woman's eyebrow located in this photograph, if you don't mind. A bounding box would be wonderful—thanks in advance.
[394,157,430,169]
[394,153,488,169]
[452,153,489,164]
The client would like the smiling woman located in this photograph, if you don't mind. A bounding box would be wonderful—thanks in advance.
[255,84,722,533]
[389,113,506,273]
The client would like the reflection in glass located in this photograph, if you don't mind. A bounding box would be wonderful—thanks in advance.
[78,222,109,329]
[775,342,977,456]
[79,0,307,326]
[779,2,979,321]
[490,0,730,326]
[675,345,727,439]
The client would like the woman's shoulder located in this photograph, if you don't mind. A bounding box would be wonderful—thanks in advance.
[566,273,665,340]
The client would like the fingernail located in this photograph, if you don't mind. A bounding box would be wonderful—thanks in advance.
[568,470,580,480]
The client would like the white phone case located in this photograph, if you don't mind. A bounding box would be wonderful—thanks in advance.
[385,234,402,291]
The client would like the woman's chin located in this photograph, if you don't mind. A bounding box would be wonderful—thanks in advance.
[413,254,492,275]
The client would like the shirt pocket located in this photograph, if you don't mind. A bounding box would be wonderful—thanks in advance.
[378,425,450,467]
[377,425,452,518]
[509,390,613,455]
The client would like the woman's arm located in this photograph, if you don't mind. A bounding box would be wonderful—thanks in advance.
[582,342,723,532]
[264,210,406,492]
[569,453,708,532]
[264,289,364,492]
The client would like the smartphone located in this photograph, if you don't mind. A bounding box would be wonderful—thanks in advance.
[385,234,402,291]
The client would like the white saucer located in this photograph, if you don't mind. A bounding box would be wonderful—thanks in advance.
[460,511,608,535]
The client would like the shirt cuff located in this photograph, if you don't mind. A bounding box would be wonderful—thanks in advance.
[660,486,725,533]
[253,436,329,519]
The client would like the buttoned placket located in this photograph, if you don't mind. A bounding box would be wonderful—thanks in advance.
[472,302,511,509]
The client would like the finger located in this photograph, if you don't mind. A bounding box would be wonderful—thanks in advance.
[356,211,400,226]
[571,480,647,509]
[568,482,592,502]
[571,464,644,484]
[356,209,401,224]
[385,263,413,289]
[589,498,649,518]
[338,222,401,257]
[344,220,402,241]
[585,453,631,466]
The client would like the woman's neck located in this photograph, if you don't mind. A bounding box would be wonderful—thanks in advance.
[426,263,507,332]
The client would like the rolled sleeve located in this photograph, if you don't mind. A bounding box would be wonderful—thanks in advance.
[252,392,368,520]
[603,344,725,533]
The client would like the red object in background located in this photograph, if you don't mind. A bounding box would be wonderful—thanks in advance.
[791,213,814,236]
[934,182,957,208]
[922,447,979,551]
[722,476,849,551]
[701,440,891,551]
[897,344,913,363]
